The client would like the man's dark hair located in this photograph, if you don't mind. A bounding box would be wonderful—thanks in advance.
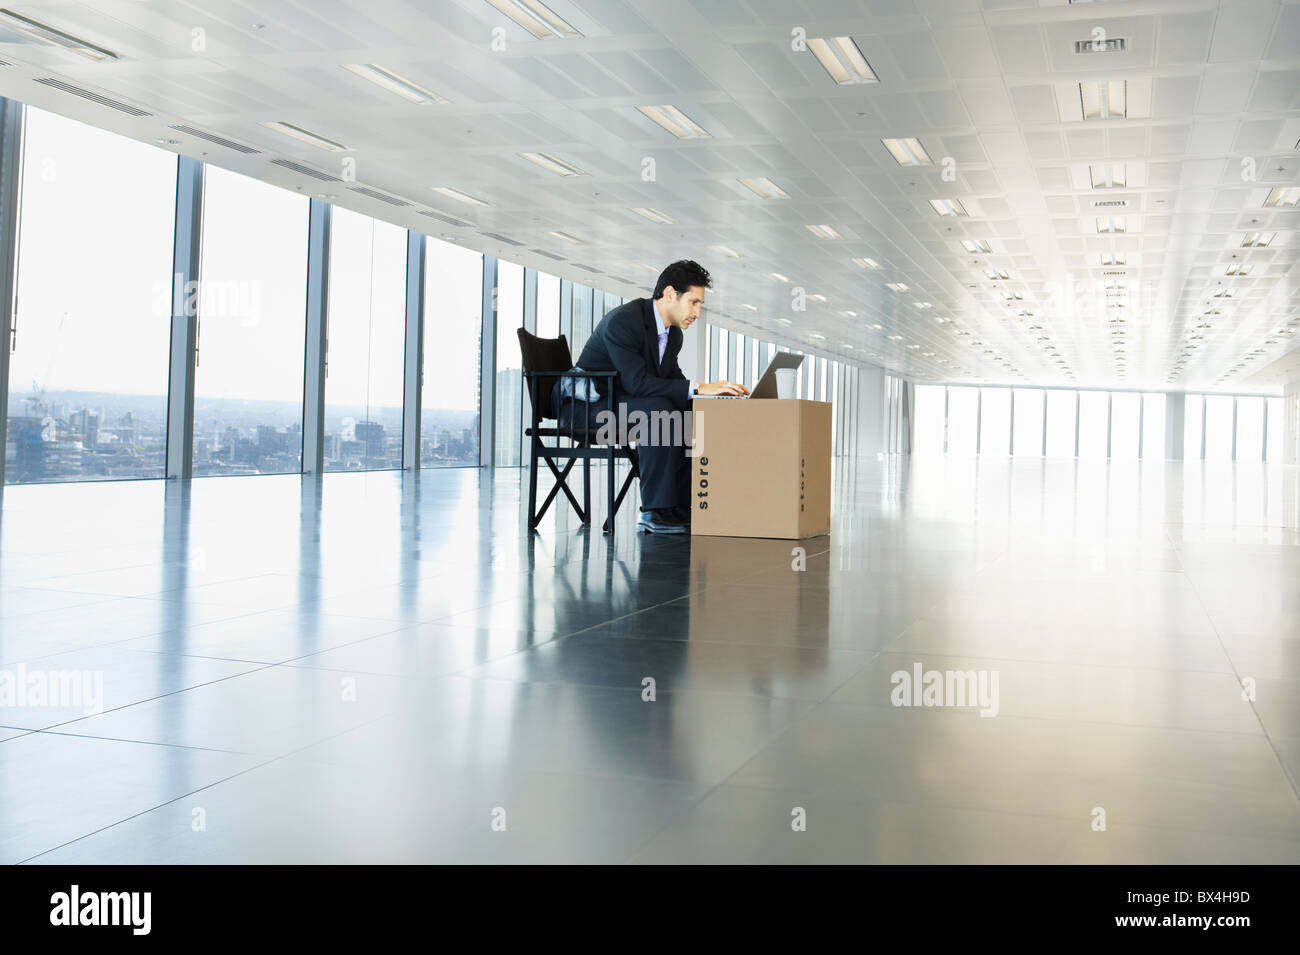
[653,260,712,300]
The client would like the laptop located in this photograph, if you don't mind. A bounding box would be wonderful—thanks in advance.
[696,352,804,399]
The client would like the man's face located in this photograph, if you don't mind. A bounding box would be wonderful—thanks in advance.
[662,285,706,329]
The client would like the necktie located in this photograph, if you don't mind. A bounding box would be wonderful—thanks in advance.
[658,330,667,365]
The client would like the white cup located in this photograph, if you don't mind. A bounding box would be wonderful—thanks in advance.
[775,368,797,399]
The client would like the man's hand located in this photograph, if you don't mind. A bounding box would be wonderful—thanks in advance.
[697,380,749,396]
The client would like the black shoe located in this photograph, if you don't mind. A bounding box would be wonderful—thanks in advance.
[669,506,693,525]
[637,508,688,534]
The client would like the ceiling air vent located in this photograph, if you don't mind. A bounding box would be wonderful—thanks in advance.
[1101,270,1127,277]
[348,186,411,207]
[1074,37,1127,54]
[418,209,470,227]
[33,77,150,116]
[481,232,525,247]
[172,125,260,154]
[572,264,602,273]
[269,158,340,181]
[529,249,565,260]
[1093,199,1127,208]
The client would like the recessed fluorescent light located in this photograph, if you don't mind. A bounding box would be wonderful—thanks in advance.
[1263,186,1300,208]
[1100,252,1126,265]
[805,224,841,239]
[1225,263,1251,276]
[739,303,758,311]
[929,198,968,217]
[343,64,449,104]
[767,272,790,283]
[1211,287,1233,298]
[810,293,827,302]
[912,301,933,309]
[484,0,581,39]
[961,239,992,253]
[432,186,488,206]
[630,206,675,224]
[871,323,884,330]
[806,36,878,85]
[1079,80,1127,119]
[519,151,586,177]
[1096,216,1126,233]
[710,245,742,259]
[841,310,858,318]
[1241,232,1275,247]
[0,8,118,60]
[984,269,1010,280]
[546,230,584,244]
[881,137,932,166]
[889,334,903,341]
[260,121,349,152]
[737,177,789,199]
[934,316,948,323]
[886,282,909,292]
[852,257,881,270]
[809,332,826,340]
[776,318,793,326]
[636,104,710,139]
[1088,162,1126,189]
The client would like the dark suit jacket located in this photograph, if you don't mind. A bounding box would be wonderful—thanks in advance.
[573,298,690,408]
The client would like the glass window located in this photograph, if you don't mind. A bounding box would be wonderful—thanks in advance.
[708,326,719,380]
[717,327,729,380]
[1077,392,1108,458]
[6,108,176,484]
[1266,397,1284,462]
[1110,392,1140,459]
[323,207,405,471]
[1045,390,1077,457]
[947,387,978,455]
[748,339,759,389]
[979,388,1011,455]
[915,385,945,454]
[1204,395,1233,461]
[493,261,524,467]
[1236,397,1264,462]
[421,238,481,467]
[1184,395,1204,461]
[194,166,309,475]
[536,271,560,340]
[1142,393,1165,460]
[1012,389,1044,457]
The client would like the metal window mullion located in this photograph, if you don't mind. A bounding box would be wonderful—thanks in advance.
[165,156,203,480]
[479,256,497,468]
[401,230,424,470]
[301,198,330,475]
[1231,395,1238,462]
[1040,390,1047,457]
[0,97,23,487]
[1105,391,1112,459]
[520,267,537,470]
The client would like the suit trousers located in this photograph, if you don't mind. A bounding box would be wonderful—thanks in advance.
[556,393,692,511]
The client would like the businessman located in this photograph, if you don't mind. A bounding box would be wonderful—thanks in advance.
[556,260,747,534]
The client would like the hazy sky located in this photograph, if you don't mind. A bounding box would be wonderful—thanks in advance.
[8,106,498,416]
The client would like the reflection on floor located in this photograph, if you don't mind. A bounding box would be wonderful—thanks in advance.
[1,455,1299,863]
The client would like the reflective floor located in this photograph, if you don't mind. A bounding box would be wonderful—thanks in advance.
[2,455,1299,863]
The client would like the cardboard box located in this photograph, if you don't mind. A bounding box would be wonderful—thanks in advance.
[690,399,831,539]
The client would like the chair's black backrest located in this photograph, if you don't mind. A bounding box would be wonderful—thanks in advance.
[517,328,573,421]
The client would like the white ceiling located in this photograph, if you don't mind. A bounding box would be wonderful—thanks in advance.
[0,0,1298,390]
